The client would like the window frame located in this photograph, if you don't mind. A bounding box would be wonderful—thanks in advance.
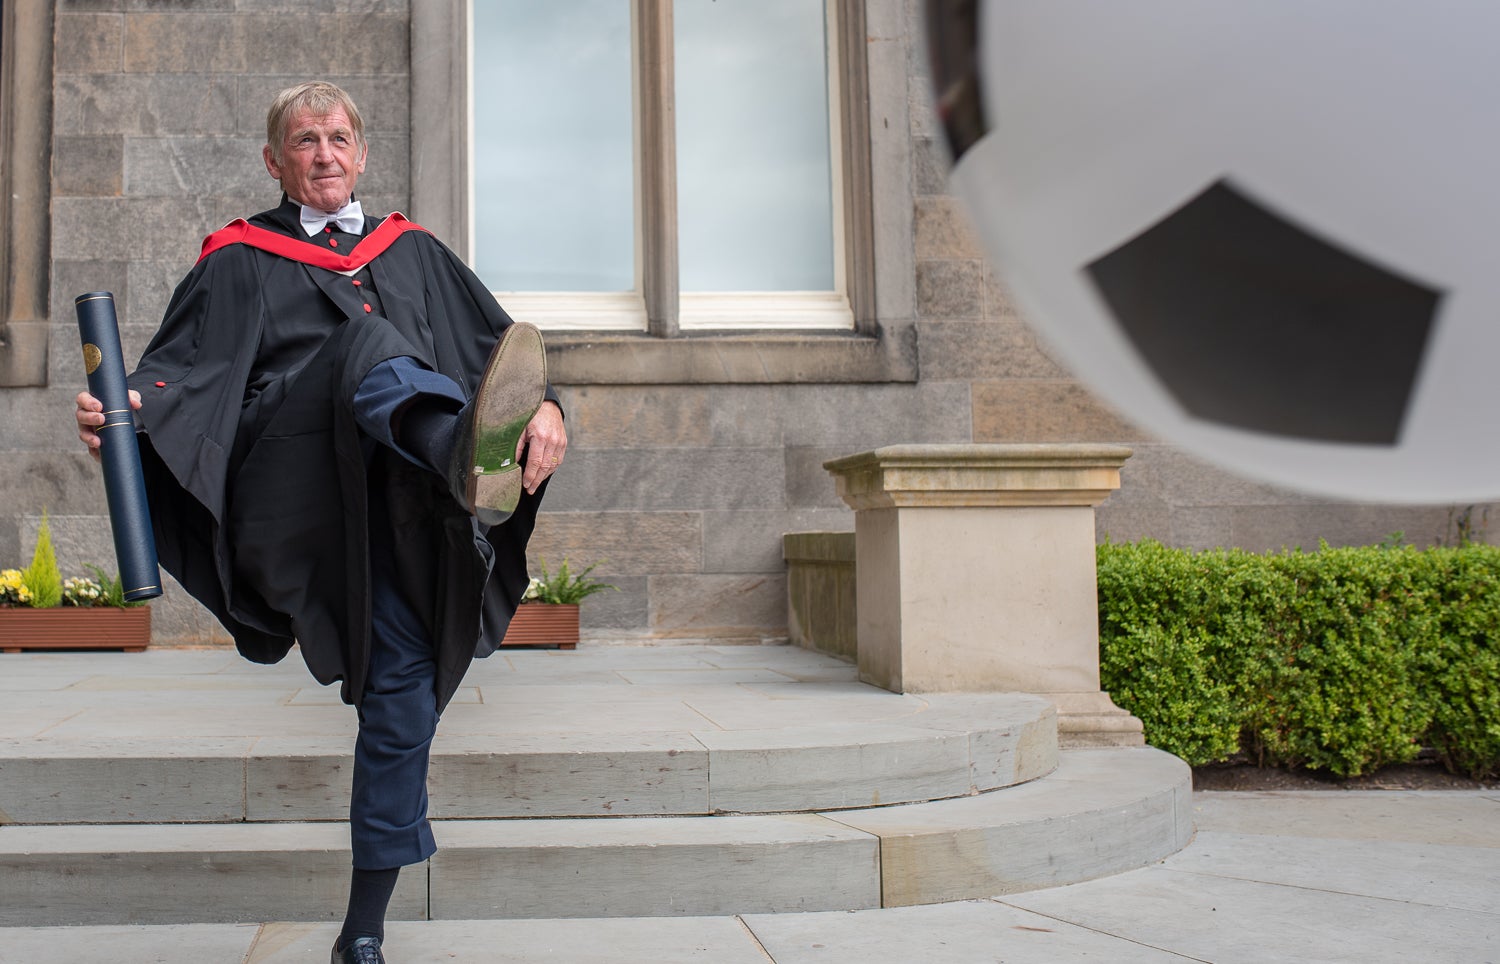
[670,0,852,331]
[412,0,915,385]
[0,0,52,388]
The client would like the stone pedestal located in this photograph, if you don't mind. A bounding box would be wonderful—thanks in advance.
[823,445,1143,747]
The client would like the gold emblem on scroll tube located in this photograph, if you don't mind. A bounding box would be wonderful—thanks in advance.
[83,344,103,375]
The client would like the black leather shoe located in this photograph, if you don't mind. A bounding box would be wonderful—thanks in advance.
[447,321,547,526]
[332,935,385,963]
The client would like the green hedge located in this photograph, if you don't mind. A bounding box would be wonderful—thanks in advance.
[1097,540,1500,779]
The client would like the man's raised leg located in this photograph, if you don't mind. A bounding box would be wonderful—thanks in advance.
[352,322,547,527]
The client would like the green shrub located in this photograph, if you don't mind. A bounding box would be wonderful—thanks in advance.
[20,513,63,609]
[1099,622,1240,765]
[1098,539,1500,779]
[1098,541,1242,765]
[1239,547,1432,776]
[1418,546,1500,780]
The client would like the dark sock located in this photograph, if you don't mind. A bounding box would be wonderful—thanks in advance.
[395,397,462,476]
[339,866,400,947]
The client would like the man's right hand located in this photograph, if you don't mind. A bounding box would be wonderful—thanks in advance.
[75,389,142,462]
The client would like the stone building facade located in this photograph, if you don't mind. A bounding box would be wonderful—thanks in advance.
[2,0,1488,645]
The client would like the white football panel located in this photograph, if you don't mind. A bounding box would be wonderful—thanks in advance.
[949,0,1500,501]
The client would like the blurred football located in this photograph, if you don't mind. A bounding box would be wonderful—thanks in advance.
[929,0,1500,502]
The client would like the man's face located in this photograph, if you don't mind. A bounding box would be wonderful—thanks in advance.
[262,107,367,213]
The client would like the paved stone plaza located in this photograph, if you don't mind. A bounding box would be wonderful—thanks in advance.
[0,645,1496,961]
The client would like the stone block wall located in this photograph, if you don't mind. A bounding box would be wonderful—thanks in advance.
[2,0,1491,647]
[5,0,413,643]
[525,379,968,643]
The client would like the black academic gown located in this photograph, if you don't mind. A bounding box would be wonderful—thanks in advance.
[128,198,554,711]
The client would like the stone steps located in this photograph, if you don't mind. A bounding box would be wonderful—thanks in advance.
[0,748,1191,926]
[0,649,1193,927]
[0,693,1057,823]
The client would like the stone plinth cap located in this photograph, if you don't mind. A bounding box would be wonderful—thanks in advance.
[823,444,1133,510]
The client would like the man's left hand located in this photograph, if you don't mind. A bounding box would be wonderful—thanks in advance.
[520,400,567,494]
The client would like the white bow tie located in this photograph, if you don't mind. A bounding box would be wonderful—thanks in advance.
[299,199,364,236]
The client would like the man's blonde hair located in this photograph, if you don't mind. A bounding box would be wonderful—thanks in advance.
[265,82,366,165]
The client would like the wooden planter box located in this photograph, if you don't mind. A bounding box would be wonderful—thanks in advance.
[0,606,151,653]
[500,603,579,649]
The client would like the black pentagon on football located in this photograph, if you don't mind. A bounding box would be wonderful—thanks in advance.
[1085,179,1441,445]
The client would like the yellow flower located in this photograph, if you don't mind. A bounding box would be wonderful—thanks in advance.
[0,569,31,605]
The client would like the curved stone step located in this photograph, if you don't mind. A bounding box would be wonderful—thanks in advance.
[0,693,1058,823]
[0,748,1190,926]
[824,746,1194,905]
[0,815,881,926]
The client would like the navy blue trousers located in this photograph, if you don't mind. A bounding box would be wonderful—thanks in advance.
[348,357,467,870]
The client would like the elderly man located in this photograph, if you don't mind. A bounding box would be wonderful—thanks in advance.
[75,82,565,963]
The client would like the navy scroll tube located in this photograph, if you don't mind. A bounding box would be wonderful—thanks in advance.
[75,291,163,602]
